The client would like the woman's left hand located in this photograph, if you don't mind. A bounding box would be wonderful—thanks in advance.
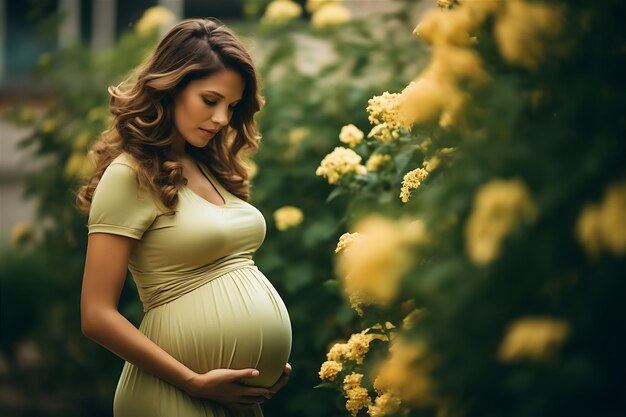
[265,363,292,399]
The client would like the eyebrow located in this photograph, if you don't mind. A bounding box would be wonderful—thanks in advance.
[202,90,242,103]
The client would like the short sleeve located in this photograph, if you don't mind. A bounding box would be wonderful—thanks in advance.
[88,162,158,240]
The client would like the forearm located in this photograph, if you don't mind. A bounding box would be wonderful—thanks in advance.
[82,308,197,393]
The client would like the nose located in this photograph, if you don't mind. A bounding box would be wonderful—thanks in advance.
[211,104,230,127]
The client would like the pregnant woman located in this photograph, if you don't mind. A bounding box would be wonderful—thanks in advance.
[76,18,292,417]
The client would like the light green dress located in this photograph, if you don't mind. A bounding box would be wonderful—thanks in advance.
[87,153,292,417]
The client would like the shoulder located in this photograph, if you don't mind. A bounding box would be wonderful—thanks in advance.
[99,152,147,185]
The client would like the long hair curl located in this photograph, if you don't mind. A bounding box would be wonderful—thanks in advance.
[76,18,263,215]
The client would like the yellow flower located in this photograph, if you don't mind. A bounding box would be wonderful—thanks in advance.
[336,215,422,311]
[282,127,309,160]
[319,360,342,381]
[465,178,538,265]
[17,107,35,124]
[436,0,458,9]
[344,329,386,365]
[311,3,351,29]
[367,124,399,143]
[414,5,476,47]
[368,391,402,417]
[339,124,365,148]
[422,155,440,172]
[576,181,626,256]
[316,147,367,185]
[335,232,362,254]
[39,118,57,134]
[576,203,603,256]
[343,373,372,417]
[262,0,303,26]
[494,1,564,70]
[373,338,436,407]
[11,223,35,245]
[288,126,309,145]
[498,316,570,362]
[367,92,402,128]
[306,0,340,14]
[87,106,109,123]
[400,168,429,203]
[64,151,95,180]
[366,154,391,172]
[598,182,626,253]
[73,132,91,151]
[402,308,425,330]
[135,6,176,36]
[327,342,349,362]
[273,206,303,231]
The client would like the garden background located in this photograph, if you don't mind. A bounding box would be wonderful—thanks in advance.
[1,1,625,417]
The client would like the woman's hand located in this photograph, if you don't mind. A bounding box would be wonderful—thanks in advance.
[265,363,292,400]
[185,368,272,411]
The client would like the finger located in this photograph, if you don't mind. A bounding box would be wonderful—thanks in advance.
[227,368,260,382]
[284,363,292,375]
[239,387,273,398]
[268,373,290,393]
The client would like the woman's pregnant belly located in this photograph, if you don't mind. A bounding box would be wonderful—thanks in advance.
[140,266,292,388]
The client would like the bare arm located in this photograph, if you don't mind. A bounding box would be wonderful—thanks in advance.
[80,233,274,409]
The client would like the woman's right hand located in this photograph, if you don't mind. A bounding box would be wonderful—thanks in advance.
[185,368,273,411]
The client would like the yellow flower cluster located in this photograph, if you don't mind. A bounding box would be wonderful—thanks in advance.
[135,6,176,36]
[339,124,365,148]
[367,92,402,128]
[316,146,367,185]
[281,127,309,160]
[368,391,402,417]
[400,168,429,203]
[323,328,386,367]
[398,0,563,129]
[335,232,362,254]
[494,1,564,70]
[311,2,351,29]
[576,181,626,256]
[465,178,538,265]
[498,316,570,362]
[367,124,399,142]
[318,360,342,381]
[335,215,427,312]
[262,0,303,26]
[422,155,440,173]
[273,206,304,231]
[373,337,436,407]
[436,0,458,9]
[39,118,57,134]
[11,222,35,245]
[306,0,336,13]
[343,373,372,417]
[366,154,392,172]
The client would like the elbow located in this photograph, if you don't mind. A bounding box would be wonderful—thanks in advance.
[81,309,102,340]
[81,314,95,339]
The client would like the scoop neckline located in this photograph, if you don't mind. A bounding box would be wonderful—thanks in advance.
[184,159,230,208]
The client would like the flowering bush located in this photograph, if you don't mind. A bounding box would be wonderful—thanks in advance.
[315,0,626,416]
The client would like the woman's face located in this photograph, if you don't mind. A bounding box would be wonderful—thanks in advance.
[172,68,245,149]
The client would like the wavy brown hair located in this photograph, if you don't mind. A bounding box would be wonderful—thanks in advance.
[76,18,263,215]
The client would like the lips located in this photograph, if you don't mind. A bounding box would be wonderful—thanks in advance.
[199,128,218,139]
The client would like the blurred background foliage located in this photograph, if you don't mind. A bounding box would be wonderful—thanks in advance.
[0,1,427,416]
[311,1,626,417]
